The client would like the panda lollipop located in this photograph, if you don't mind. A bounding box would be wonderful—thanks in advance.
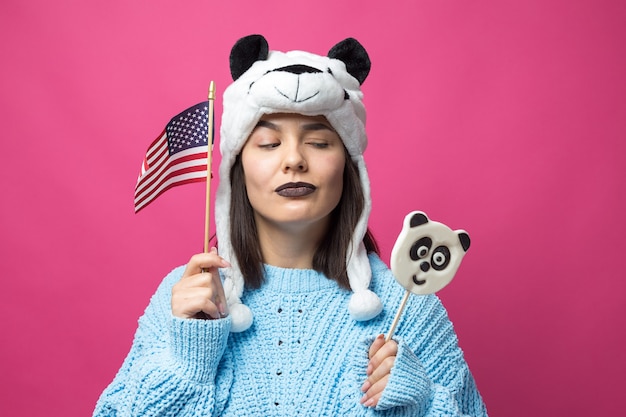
[386,211,471,341]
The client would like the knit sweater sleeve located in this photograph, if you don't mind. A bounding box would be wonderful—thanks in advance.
[92,266,233,417]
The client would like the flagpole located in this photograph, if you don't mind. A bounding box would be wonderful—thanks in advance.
[204,81,215,253]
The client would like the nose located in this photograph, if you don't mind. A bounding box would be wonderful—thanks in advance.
[272,64,322,75]
[420,262,430,272]
[282,143,308,172]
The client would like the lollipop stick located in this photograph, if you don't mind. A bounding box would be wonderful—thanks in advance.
[385,289,411,342]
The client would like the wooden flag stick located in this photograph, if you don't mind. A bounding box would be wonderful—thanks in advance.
[385,289,411,342]
[204,81,216,253]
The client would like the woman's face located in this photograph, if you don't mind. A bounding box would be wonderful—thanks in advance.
[241,113,346,234]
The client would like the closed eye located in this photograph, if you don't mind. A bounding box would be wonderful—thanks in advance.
[306,142,330,149]
[258,142,280,149]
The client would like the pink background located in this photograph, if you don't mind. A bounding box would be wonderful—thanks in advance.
[1,0,625,415]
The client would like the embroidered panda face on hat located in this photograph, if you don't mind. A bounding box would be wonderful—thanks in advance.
[216,34,383,332]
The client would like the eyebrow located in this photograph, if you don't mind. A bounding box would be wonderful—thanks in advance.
[255,120,336,133]
[302,123,336,133]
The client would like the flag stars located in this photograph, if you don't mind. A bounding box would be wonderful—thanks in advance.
[163,102,211,155]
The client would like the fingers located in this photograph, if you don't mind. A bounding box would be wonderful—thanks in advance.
[196,248,230,318]
[361,336,398,408]
[172,280,221,319]
[360,374,389,408]
[368,337,398,374]
[172,249,231,320]
[182,248,231,277]
[368,334,386,361]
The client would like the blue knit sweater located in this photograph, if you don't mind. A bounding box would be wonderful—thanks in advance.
[94,254,487,416]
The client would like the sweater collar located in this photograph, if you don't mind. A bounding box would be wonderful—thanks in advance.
[261,264,338,293]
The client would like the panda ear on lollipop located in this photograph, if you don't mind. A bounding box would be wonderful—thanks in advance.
[409,212,429,227]
[458,231,471,252]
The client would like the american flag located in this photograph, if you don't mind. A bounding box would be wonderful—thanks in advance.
[134,101,211,212]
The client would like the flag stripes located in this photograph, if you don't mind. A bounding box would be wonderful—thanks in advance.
[133,101,210,212]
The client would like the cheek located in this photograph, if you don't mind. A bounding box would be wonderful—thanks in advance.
[241,158,264,207]
[324,158,345,201]
[241,152,273,186]
[321,151,346,175]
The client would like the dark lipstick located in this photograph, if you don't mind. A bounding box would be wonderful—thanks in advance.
[275,182,316,197]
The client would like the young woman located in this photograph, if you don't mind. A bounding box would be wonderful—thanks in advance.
[93,35,487,416]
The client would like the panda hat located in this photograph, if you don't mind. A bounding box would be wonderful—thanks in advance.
[216,34,383,332]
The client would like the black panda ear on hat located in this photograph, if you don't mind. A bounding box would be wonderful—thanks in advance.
[327,38,371,85]
[230,34,269,80]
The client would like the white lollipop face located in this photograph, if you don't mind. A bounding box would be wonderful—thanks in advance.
[390,211,470,295]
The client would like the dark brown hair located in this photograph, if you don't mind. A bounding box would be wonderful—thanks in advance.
[230,150,379,290]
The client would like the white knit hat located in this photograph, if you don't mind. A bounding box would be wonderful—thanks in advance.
[216,34,382,332]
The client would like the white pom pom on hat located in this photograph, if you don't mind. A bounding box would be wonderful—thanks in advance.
[216,34,383,332]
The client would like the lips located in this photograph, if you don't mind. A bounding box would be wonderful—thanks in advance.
[275,182,316,197]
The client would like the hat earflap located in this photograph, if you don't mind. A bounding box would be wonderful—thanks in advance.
[223,276,253,332]
[346,158,382,321]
